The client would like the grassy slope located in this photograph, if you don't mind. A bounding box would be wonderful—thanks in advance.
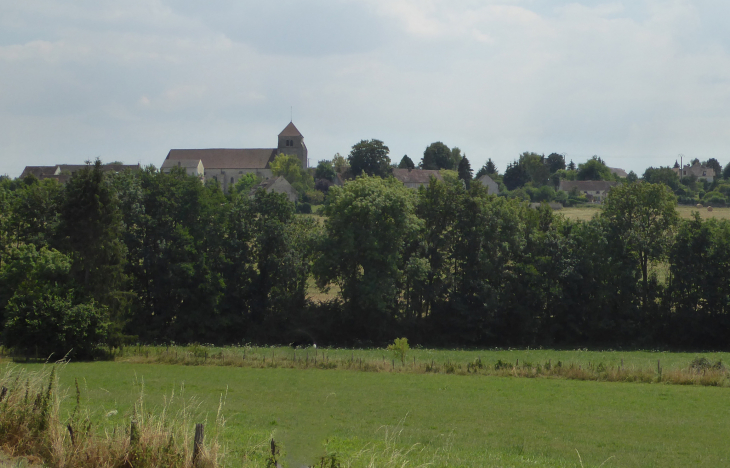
[22,361,730,468]
[560,205,730,222]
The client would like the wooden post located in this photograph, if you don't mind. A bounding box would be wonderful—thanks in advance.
[392,359,395,370]
[657,359,661,377]
[621,358,624,371]
[413,356,416,367]
[193,423,204,465]
[67,424,75,447]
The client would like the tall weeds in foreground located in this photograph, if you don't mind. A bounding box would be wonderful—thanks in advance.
[0,364,222,468]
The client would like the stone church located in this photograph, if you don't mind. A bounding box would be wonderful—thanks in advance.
[162,122,307,192]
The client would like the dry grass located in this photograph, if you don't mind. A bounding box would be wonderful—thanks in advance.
[0,364,223,468]
[118,345,730,388]
[560,205,730,222]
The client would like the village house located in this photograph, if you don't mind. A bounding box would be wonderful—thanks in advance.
[163,122,307,192]
[20,163,141,183]
[476,174,500,194]
[249,176,298,202]
[559,180,618,202]
[160,159,204,179]
[392,168,443,189]
[673,161,715,182]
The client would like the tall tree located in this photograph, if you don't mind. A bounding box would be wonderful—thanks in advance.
[398,155,415,170]
[601,182,678,308]
[348,139,391,178]
[332,153,349,173]
[577,156,612,181]
[421,142,454,170]
[457,156,473,188]
[546,153,566,173]
[55,160,126,306]
[315,160,336,181]
[502,161,530,190]
[705,158,722,179]
[567,160,576,171]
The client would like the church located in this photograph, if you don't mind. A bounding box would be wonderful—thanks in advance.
[161,122,307,192]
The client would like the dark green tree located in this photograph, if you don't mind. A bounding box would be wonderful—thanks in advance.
[705,158,722,179]
[626,171,638,183]
[502,161,530,190]
[315,160,336,181]
[55,160,126,306]
[577,156,612,181]
[421,142,454,170]
[723,162,730,180]
[567,160,576,171]
[457,156,473,188]
[546,153,566,173]
[398,155,415,170]
[642,167,679,190]
[348,139,391,178]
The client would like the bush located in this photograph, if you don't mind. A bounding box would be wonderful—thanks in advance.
[296,202,312,214]
[702,191,727,207]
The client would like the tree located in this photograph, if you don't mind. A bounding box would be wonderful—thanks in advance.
[398,155,415,170]
[55,159,126,306]
[348,139,391,178]
[421,142,454,170]
[450,147,464,170]
[315,160,336,181]
[567,160,576,171]
[706,158,722,179]
[476,159,497,179]
[502,161,530,190]
[546,153,566,173]
[724,162,730,180]
[642,167,679,190]
[577,156,612,181]
[314,176,418,341]
[271,153,314,196]
[626,171,638,183]
[332,153,349,173]
[601,182,679,307]
[457,156,473,188]
[520,152,550,186]
[231,173,261,194]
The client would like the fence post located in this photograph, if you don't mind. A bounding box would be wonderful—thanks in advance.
[193,423,204,465]
[130,420,139,446]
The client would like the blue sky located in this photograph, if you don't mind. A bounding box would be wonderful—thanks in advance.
[1,0,729,178]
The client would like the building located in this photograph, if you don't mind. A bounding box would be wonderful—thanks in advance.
[20,163,141,183]
[392,168,443,189]
[249,176,297,202]
[609,167,628,178]
[476,174,500,194]
[163,122,307,192]
[559,180,618,202]
[673,161,715,183]
[160,159,204,180]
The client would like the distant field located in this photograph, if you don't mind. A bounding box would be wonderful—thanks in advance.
[20,360,730,468]
[560,205,730,221]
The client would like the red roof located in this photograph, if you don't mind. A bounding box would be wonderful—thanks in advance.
[278,122,302,137]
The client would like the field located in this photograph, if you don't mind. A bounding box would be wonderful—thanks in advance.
[17,348,730,467]
[560,205,730,221]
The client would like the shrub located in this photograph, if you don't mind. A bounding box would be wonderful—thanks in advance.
[296,202,312,214]
[386,338,409,365]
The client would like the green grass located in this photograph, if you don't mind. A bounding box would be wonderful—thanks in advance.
[18,359,730,467]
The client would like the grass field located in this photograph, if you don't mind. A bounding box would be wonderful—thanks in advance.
[560,205,730,221]
[17,353,730,467]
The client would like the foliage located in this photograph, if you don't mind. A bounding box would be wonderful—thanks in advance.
[398,155,415,170]
[421,142,459,170]
[315,160,336,181]
[270,153,315,196]
[386,337,410,364]
[232,173,261,194]
[332,153,349,173]
[457,156,473,188]
[476,159,497,178]
[705,158,722,179]
[643,166,680,190]
[577,156,612,181]
[546,153,566,173]
[348,140,392,178]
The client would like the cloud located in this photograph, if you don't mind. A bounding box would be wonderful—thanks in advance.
[1,0,730,178]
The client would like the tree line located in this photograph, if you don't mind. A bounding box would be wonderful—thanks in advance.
[1,159,729,358]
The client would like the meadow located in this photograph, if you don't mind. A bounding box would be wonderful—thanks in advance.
[559,204,730,221]
[16,347,730,467]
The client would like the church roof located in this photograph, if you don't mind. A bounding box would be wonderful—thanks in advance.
[165,149,277,169]
[278,122,302,137]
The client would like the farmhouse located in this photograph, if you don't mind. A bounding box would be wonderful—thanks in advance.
[20,163,141,183]
[673,161,715,182]
[392,168,443,189]
[163,122,307,192]
[249,176,298,202]
[559,180,618,202]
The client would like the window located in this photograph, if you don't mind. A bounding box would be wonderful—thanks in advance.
[231,177,234,184]
[177,161,181,167]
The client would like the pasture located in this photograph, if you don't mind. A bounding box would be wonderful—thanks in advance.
[560,204,730,221]
[18,349,730,467]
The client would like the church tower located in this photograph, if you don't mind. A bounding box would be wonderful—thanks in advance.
[277,122,308,168]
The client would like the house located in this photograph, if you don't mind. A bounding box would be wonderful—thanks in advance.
[163,121,307,192]
[249,176,297,202]
[673,161,715,183]
[392,168,443,189]
[20,163,141,183]
[558,180,618,202]
[609,167,628,178]
[476,174,499,194]
[161,159,204,180]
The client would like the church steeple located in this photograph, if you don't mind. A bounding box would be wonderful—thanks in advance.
[277,122,307,168]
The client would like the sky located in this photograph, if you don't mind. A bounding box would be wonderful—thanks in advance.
[1,0,730,178]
